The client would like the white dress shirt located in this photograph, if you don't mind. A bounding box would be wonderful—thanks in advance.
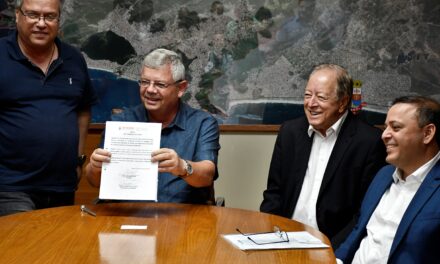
[292,112,348,229]
[351,151,440,264]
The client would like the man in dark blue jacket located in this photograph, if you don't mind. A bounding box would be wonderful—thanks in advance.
[336,96,440,263]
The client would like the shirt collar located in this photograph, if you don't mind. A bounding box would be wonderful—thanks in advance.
[145,100,187,130]
[6,31,26,61]
[308,111,348,137]
[168,100,187,130]
[392,150,440,183]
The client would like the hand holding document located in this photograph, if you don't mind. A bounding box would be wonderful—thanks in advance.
[99,121,161,201]
[223,231,329,250]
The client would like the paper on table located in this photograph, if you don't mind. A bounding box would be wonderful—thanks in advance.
[120,225,148,230]
[99,121,161,201]
[222,231,329,250]
[99,233,155,264]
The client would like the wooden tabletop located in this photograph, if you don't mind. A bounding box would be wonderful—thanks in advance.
[0,203,336,264]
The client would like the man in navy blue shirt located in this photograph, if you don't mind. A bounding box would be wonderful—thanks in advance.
[0,0,97,216]
[85,48,220,204]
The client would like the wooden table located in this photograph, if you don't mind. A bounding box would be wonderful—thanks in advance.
[0,203,336,263]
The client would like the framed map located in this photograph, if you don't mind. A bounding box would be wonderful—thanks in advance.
[2,0,439,125]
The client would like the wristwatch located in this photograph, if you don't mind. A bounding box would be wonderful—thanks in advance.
[77,154,87,167]
[182,159,193,177]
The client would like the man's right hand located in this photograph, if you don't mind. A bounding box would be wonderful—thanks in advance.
[89,148,111,171]
[85,148,111,188]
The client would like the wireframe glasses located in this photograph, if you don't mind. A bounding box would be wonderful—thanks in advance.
[138,79,181,89]
[236,226,290,245]
[19,8,59,23]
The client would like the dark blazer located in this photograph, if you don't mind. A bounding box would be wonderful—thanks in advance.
[260,113,386,248]
[335,162,440,263]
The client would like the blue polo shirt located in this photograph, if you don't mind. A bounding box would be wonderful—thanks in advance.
[101,102,220,204]
[0,31,97,192]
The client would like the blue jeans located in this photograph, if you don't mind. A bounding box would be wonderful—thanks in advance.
[0,191,74,217]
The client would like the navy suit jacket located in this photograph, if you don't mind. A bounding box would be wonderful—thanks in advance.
[335,162,440,263]
[260,113,386,248]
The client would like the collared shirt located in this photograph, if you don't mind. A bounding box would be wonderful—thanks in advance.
[102,102,220,204]
[292,111,348,228]
[0,31,97,192]
[352,151,440,264]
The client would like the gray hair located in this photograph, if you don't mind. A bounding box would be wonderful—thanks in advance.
[15,0,63,12]
[15,0,25,8]
[142,49,185,82]
[310,64,353,105]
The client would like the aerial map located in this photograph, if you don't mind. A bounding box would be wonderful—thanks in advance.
[1,0,439,124]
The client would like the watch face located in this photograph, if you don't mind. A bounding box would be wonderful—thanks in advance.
[186,160,193,175]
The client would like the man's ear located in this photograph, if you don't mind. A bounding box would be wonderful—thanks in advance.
[177,80,188,98]
[423,123,436,144]
[339,95,350,113]
[15,9,19,24]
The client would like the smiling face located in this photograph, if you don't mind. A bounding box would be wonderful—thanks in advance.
[15,0,60,52]
[382,103,428,177]
[303,69,349,136]
[139,64,187,123]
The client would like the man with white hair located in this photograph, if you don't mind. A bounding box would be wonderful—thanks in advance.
[85,48,220,204]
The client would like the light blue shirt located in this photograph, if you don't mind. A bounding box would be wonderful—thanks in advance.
[101,101,220,204]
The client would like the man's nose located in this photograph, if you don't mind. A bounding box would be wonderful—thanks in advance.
[147,85,157,93]
[36,18,48,27]
[381,127,391,140]
[307,95,319,106]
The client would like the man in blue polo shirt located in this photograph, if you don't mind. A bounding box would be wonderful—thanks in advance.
[85,48,220,204]
[0,0,97,216]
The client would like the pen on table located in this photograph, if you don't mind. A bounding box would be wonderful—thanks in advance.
[80,205,96,217]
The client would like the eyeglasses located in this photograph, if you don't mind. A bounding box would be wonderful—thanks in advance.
[138,79,181,89]
[19,9,59,23]
[236,226,290,245]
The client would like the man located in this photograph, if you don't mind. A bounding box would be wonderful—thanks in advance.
[260,64,386,247]
[0,0,97,216]
[85,48,220,204]
[336,96,440,263]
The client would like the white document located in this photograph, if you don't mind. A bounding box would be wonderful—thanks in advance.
[222,231,329,250]
[99,121,161,201]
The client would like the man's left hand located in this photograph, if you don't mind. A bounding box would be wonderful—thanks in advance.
[151,148,186,176]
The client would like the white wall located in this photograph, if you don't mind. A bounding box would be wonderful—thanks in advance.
[215,132,277,211]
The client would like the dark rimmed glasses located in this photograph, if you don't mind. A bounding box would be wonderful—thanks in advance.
[236,226,290,245]
[19,9,59,23]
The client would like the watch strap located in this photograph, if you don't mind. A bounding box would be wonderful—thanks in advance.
[78,155,87,167]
